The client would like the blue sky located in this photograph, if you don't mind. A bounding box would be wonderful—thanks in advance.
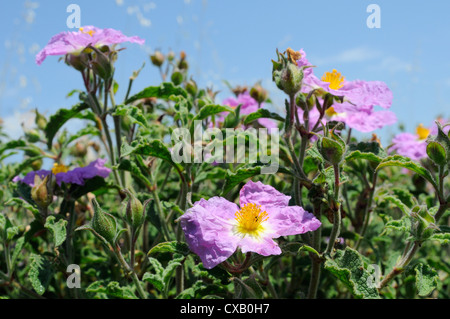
[1,0,449,144]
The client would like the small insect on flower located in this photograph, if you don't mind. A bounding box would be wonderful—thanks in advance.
[178,180,321,269]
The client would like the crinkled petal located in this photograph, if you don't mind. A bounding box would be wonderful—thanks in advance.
[179,197,240,269]
[265,206,321,237]
[36,26,144,65]
[239,180,290,209]
[55,159,111,186]
[13,170,51,187]
[238,236,281,256]
[335,109,397,133]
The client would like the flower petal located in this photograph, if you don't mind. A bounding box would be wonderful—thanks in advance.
[265,206,321,237]
[239,180,291,209]
[238,236,282,256]
[179,197,240,269]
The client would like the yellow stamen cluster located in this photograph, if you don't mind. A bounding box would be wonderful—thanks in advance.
[52,163,69,175]
[79,27,95,37]
[321,69,345,90]
[234,203,268,235]
[416,124,430,140]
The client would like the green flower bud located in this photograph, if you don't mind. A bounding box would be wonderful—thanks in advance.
[185,78,198,96]
[123,190,144,231]
[88,45,114,82]
[91,198,117,244]
[24,129,41,143]
[31,175,53,209]
[35,109,47,131]
[250,83,268,105]
[426,141,447,166]
[317,129,346,165]
[65,52,89,71]
[150,51,165,67]
[272,49,305,96]
[171,71,184,86]
[410,205,438,241]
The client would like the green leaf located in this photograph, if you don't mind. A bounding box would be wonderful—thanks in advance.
[194,166,227,184]
[44,102,89,148]
[28,253,53,295]
[375,155,438,190]
[125,82,188,104]
[121,139,181,171]
[113,104,148,128]
[345,141,387,164]
[0,140,27,156]
[147,241,191,257]
[232,275,264,299]
[221,166,262,195]
[65,125,100,145]
[243,108,284,125]
[44,216,68,247]
[11,237,25,272]
[5,197,39,216]
[116,159,151,187]
[426,141,447,166]
[379,195,410,215]
[414,263,438,297]
[193,104,235,122]
[142,257,164,292]
[86,281,138,299]
[324,247,380,299]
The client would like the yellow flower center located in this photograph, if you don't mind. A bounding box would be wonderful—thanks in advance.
[321,69,345,90]
[52,163,69,175]
[79,27,95,37]
[325,106,338,117]
[416,124,430,140]
[234,203,268,236]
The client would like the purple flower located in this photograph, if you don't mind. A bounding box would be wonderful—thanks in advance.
[301,68,393,112]
[36,26,145,65]
[390,132,427,161]
[13,159,111,187]
[332,107,397,133]
[178,180,321,269]
[390,120,450,161]
[295,49,396,133]
[221,91,278,129]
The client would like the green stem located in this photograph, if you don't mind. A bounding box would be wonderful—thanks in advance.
[113,244,147,299]
[325,164,342,256]
[379,203,448,290]
[355,171,378,250]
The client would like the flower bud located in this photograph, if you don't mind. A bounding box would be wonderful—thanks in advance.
[91,198,117,244]
[185,78,198,96]
[317,130,346,165]
[65,52,89,71]
[88,45,114,82]
[35,109,47,131]
[426,141,447,166]
[272,50,305,96]
[123,189,144,231]
[171,71,184,86]
[150,51,165,67]
[24,128,41,143]
[31,175,53,209]
[410,205,438,241]
[178,51,189,70]
[250,83,268,104]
